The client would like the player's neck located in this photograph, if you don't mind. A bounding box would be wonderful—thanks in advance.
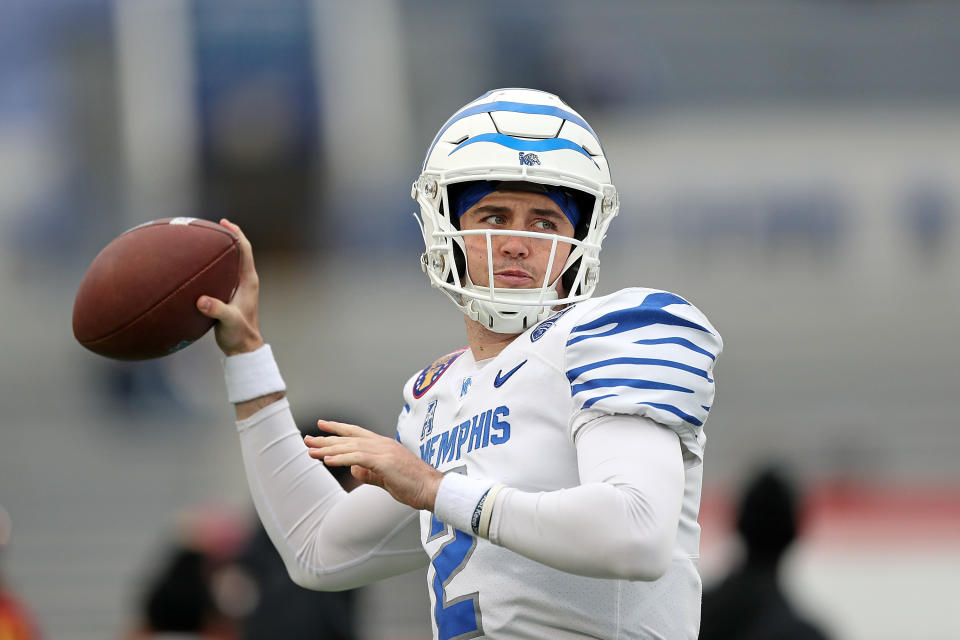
[464,317,521,361]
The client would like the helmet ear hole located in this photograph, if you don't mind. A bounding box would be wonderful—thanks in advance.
[442,197,461,230]
[450,240,467,286]
[561,257,582,297]
[571,193,595,241]
[440,194,467,285]
[446,183,469,229]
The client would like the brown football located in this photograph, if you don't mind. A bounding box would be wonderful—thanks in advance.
[72,217,240,360]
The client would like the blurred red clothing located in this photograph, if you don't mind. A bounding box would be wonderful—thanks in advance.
[0,591,41,640]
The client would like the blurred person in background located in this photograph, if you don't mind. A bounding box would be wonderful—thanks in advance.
[0,506,43,640]
[700,466,830,640]
[122,546,234,640]
[120,509,244,640]
[197,88,723,638]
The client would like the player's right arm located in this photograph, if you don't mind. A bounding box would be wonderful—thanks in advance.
[237,397,427,590]
[197,220,427,590]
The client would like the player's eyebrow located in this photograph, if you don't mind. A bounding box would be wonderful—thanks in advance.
[528,208,566,220]
[472,204,565,219]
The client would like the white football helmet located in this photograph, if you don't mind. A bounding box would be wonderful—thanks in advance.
[412,88,620,334]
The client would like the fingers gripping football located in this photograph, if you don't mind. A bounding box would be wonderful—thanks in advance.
[196,219,264,356]
[305,420,444,511]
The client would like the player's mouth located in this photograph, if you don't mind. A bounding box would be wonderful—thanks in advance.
[494,268,535,287]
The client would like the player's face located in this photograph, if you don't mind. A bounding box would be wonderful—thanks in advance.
[458,190,575,294]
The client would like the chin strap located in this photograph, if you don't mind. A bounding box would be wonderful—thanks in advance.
[465,288,558,334]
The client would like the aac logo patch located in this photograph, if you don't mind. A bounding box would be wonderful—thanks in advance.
[413,348,467,399]
[420,399,438,439]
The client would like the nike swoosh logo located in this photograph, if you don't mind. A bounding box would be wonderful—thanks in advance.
[494,360,527,388]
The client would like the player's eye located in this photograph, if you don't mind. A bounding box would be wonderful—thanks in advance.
[482,214,507,225]
[533,219,558,231]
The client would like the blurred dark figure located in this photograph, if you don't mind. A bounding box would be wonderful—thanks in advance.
[122,545,237,640]
[700,468,830,640]
[138,546,234,639]
[231,417,362,640]
[120,508,245,640]
[0,506,43,640]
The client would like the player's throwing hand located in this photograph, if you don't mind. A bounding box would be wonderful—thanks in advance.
[305,421,444,512]
[196,219,264,356]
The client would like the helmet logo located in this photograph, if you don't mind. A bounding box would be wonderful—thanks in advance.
[518,151,541,166]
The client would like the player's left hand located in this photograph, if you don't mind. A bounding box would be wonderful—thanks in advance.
[305,421,444,512]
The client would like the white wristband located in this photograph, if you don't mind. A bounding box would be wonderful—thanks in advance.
[222,344,286,404]
[434,473,495,535]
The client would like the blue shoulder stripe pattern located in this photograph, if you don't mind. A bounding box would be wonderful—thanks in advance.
[423,100,601,168]
[634,337,716,361]
[567,292,711,347]
[582,393,617,409]
[566,356,713,384]
[639,402,703,427]
[570,377,693,397]
[582,396,705,426]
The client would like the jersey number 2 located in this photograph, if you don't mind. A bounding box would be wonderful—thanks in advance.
[429,513,482,640]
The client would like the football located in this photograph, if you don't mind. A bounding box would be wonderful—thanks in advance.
[72,217,240,360]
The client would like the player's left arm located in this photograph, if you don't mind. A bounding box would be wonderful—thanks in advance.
[473,413,684,580]
[440,289,719,579]
[308,406,686,582]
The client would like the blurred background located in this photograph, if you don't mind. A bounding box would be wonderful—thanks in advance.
[1,0,958,638]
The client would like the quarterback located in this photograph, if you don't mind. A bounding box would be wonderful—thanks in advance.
[198,89,722,639]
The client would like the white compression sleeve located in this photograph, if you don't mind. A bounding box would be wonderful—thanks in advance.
[236,398,427,590]
[485,414,685,580]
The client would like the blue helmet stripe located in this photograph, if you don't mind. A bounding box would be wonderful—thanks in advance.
[448,133,596,164]
[423,100,601,169]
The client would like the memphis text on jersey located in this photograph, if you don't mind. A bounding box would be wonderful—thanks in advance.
[420,406,511,468]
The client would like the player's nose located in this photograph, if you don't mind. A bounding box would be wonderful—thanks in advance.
[497,233,530,258]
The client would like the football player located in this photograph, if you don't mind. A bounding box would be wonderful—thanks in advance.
[198,88,722,639]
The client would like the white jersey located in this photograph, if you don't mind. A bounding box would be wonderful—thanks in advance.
[396,287,722,639]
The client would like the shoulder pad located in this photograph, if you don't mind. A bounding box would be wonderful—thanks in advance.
[565,289,721,461]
